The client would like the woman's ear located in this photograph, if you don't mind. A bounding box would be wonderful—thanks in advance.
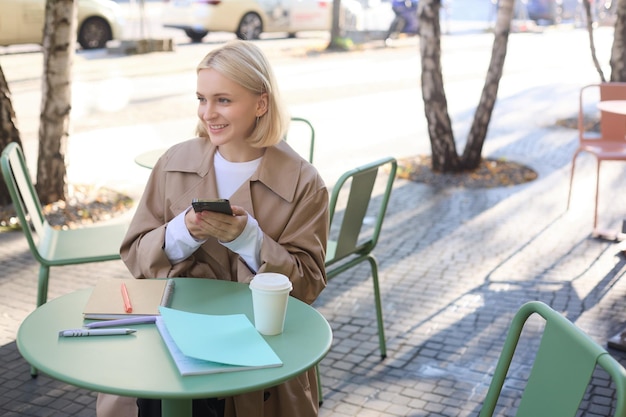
[256,93,269,117]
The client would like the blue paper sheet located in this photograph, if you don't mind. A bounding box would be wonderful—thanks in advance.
[158,306,282,367]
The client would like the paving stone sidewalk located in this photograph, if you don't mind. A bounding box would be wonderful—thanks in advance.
[4,119,626,417]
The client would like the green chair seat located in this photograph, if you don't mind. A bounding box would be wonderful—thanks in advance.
[38,221,128,265]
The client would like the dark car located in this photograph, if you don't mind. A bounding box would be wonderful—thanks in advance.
[525,0,581,23]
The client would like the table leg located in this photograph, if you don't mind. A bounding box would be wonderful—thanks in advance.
[162,398,192,417]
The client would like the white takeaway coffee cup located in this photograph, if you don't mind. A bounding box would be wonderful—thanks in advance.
[249,273,293,335]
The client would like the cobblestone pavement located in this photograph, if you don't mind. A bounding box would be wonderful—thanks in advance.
[4,119,626,417]
[3,32,626,417]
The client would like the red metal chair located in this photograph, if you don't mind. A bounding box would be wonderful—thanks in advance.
[567,82,626,230]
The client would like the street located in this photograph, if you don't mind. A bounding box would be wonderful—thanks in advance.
[0,0,616,199]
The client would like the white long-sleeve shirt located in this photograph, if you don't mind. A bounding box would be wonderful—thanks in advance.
[164,151,264,272]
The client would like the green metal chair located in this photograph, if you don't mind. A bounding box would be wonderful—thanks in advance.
[479,301,626,417]
[285,116,315,164]
[316,157,397,404]
[325,157,397,359]
[0,142,128,309]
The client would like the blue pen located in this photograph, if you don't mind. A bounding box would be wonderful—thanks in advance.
[85,316,157,329]
[59,328,136,337]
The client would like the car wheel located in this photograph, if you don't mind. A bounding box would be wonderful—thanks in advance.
[78,17,112,50]
[184,29,209,43]
[236,13,262,40]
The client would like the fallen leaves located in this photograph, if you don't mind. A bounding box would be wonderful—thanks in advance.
[397,155,538,188]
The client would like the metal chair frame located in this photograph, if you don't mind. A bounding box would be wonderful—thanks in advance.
[0,143,128,307]
[285,116,315,164]
[325,157,397,359]
[567,82,626,229]
[316,157,397,404]
[2,142,129,376]
[479,301,626,417]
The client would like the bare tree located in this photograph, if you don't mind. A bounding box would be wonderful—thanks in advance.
[0,66,22,206]
[611,0,626,81]
[419,0,515,172]
[36,0,78,204]
[582,0,607,81]
[581,0,626,82]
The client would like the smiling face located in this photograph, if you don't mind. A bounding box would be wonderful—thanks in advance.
[196,68,268,162]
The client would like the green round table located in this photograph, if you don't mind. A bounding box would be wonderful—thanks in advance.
[17,278,332,417]
[134,148,165,169]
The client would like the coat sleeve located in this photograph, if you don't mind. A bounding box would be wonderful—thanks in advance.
[257,176,329,305]
[120,158,175,278]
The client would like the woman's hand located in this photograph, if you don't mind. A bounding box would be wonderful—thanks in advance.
[185,205,248,242]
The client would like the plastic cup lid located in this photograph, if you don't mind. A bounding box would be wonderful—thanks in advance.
[250,273,293,291]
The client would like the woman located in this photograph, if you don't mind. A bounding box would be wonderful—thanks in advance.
[98,40,328,417]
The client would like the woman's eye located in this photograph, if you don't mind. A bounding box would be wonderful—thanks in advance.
[218,97,230,104]
[197,97,206,103]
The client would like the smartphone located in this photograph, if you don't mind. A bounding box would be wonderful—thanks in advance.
[191,198,233,215]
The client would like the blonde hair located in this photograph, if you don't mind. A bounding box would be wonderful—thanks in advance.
[195,40,289,147]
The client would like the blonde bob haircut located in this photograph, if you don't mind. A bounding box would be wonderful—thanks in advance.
[195,40,289,148]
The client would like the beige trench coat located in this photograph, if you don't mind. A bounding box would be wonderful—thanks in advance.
[117,138,329,417]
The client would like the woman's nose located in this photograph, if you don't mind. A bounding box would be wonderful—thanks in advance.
[202,104,216,120]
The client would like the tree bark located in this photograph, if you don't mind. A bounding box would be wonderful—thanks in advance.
[462,0,515,169]
[582,0,607,82]
[610,0,626,81]
[0,66,22,206]
[420,0,514,172]
[36,0,77,205]
[419,0,459,172]
[327,0,346,50]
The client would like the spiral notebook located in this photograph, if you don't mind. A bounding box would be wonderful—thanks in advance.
[156,307,283,376]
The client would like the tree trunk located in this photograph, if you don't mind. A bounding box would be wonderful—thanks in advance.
[582,0,607,82]
[0,65,22,207]
[461,0,515,169]
[419,0,459,172]
[327,0,346,51]
[36,0,77,205]
[610,0,626,81]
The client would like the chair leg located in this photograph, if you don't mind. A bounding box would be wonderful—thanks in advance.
[594,160,601,229]
[567,154,579,210]
[367,255,387,360]
[37,265,50,308]
[30,265,51,377]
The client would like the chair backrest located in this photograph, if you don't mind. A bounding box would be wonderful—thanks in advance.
[327,157,397,264]
[580,83,626,141]
[1,142,47,252]
[284,117,315,164]
[479,301,626,417]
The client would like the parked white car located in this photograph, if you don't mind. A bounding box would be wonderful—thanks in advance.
[0,0,124,50]
[161,0,373,42]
